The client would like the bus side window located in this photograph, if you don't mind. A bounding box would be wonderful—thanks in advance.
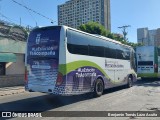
[104,41,116,59]
[67,30,89,55]
[105,47,111,58]
[67,43,89,55]
[105,47,116,59]
[89,45,105,57]
[88,35,105,57]
[116,49,124,59]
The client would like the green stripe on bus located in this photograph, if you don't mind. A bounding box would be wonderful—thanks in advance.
[59,60,135,84]
[138,73,160,78]
[59,60,109,79]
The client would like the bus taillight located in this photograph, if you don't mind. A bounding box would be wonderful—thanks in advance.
[154,64,158,72]
[56,72,63,86]
[25,67,28,83]
[154,64,157,68]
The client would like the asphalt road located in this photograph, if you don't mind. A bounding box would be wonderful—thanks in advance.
[0,79,160,120]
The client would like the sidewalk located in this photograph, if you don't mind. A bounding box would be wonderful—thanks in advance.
[0,86,26,96]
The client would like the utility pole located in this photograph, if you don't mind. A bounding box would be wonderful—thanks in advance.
[20,17,21,26]
[0,0,2,20]
[118,25,131,41]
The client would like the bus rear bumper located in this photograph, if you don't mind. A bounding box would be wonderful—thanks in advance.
[26,84,91,96]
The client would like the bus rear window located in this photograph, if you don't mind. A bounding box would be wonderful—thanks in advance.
[138,61,153,66]
[27,27,61,58]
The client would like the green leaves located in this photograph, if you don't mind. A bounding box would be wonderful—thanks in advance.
[78,21,109,36]
[78,21,141,48]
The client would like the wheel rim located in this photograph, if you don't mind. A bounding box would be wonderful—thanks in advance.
[128,77,132,87]
[96,81,103,94]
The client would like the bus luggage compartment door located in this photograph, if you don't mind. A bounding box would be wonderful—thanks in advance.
[27,59,58,88]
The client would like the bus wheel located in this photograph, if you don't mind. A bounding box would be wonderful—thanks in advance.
[126,76,133,88]
[94,79,104,97]
[141,77,146,80]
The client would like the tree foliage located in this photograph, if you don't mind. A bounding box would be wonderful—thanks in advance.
[78,21,109,36]
[78,21,142,48]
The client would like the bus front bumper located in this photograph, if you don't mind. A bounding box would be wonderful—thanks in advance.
[137,73,160,78]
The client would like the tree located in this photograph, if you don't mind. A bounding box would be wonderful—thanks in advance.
[78,21,142,48]
[78,21,110,36]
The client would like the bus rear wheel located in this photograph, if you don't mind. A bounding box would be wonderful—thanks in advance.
[93,79,104,97]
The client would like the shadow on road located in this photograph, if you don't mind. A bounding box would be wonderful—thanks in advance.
[134,78,160,87]
[0,87,125,112]
[1,79,159,119]
[1,79,158,113]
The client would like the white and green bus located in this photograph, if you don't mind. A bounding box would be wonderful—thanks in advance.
[136,46,160,79]
[25,26,137,97]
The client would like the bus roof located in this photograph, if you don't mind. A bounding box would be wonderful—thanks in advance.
[32,25,132,49]
[63,25,132,49]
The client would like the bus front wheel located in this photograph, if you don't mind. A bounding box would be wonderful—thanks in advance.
[126,76,133,88]
[93,79,104,97]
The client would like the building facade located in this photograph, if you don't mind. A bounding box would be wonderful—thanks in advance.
[156,28,160,46]
[149,30,156,46]
[137,28,149,46]
[58,0,111,31]
[0,20,27,87]
[137,27,160,46]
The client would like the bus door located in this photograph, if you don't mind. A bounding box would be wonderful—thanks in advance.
[114,60,126,84]
[104,47,116,86]
[105,60,125,85]
[114,47,130,84]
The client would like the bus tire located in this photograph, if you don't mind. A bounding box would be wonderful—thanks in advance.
[126,76,133,88]
[141,77,146,80]
[93,79,104,97]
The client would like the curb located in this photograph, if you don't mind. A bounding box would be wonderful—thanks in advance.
[0,86,26,96]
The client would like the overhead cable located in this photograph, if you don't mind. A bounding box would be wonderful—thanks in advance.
[12,0,55,24]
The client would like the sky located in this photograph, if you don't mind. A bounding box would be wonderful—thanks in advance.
[0,0,160,43]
